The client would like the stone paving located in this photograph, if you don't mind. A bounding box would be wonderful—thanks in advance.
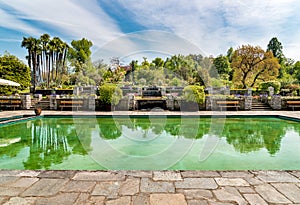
[1,170,300,204]
[1,110,300,204]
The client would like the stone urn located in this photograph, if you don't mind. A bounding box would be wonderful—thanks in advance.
[34,108,42,116]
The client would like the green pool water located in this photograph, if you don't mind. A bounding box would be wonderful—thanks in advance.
[1,116,300,170]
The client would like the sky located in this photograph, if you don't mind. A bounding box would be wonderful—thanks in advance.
[0,0,300,65]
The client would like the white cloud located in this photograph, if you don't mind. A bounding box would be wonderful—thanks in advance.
[115,0,300,60]
[0,0,122,46]
[0,0,299,61]
[0,8,42,35]
[93,30,205,64]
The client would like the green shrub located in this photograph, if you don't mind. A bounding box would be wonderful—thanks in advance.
[259,81,281,93]
[99,84,123,105]
[182,85,205,104]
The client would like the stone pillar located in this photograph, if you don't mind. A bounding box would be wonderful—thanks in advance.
[21,95,31,109]
[166,94,174,111]
[247,88,252,96]
[205,96,212,111]
[268,86,274,96]
[34,94,42,101]
[73,86,80,95]
[244,96,252,110]
[270,95,281,110]
[128,94,135,110]
[88,96,96,110]
[161,87,166,96]
[50,95,60,110]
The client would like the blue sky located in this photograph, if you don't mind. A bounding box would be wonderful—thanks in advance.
[0,0,300,64]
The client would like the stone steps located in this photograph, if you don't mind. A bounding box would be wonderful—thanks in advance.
[251,102,272,111]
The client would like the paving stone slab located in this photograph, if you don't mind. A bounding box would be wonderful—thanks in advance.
[140,178,175,193]
[73,171,125,181]
[243,194,268,205]
[153,171,182,181]
[123,171,152,178]
[34,193,79,205]
[8,178,38,188]
[60,180,96,193]
[87,196,106,205]
[38,170,76,179]
[119,178,140,195]
[0,187,26,196]
[177,189,213,200]
[237,187,255,194]
[209,202,235,205]
[92,181,121,199]
[16,171,41,177]
[215,178,250,187]
[2,196,36,205]
[0,171,22,177]
[73,193,90,205]
[255,184,291,204]
[132,193,150,205]
[254,171,300,183]
[220,171,253,178]
[0,197,9,204]
[21,178,69,197]
[175,178,218,189]
[187,200,208,205]
[272,183,300,203]
[290,171,300,179]
[106,196,131,205]
[0,176,19,186]
[150,194,187,205]
[213,187,247,205]
[181,171,220,178]
[244,177,264,186]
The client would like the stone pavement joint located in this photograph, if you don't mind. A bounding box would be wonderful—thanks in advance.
[0,170,300,204]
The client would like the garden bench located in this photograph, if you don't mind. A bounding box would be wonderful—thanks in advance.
[59,100,83,111]
[286,101,300,111]
[216,101,239,111]
[0,99,22,110]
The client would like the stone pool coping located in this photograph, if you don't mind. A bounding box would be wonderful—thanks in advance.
[1,110,300,204]
[1,109,300,119]
[1,170,300,204]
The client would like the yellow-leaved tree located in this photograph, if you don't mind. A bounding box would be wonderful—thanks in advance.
[231,45,280,88]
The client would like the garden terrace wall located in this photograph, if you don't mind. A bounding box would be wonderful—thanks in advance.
[35,89,74,96]
[205,96,250,111]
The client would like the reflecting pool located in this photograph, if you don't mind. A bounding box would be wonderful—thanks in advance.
[0,116,300,170]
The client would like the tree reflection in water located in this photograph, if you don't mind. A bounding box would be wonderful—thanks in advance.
[0,117,300,170]
[220,118,289,155]
[99,117,300,156]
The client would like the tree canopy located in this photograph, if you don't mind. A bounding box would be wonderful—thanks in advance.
[231,45,280,88]
[0,53,30,94]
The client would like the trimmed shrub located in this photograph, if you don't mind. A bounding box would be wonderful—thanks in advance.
[259,81,281,94]
[99,84,123,105]
[182,85,205,104]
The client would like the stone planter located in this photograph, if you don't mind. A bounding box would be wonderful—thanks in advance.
[179,101,199,112]
[34,108,42,116]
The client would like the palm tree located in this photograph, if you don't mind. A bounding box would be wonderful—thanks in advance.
[40,34,50,86]
[21,37,41,93]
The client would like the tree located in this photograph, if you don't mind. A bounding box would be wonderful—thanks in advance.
[231,45,280,88]
[293,61,300,82]
[226,47,234,63]
[40,34,50,85]
[68,38,93,73]
[212,55,232,80]
[0,53,31,95]
[21,34,68,90]
[152,57,164,68]
[21,36,41,93]
[267,37,284,63]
